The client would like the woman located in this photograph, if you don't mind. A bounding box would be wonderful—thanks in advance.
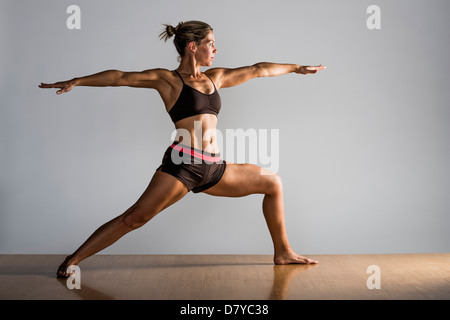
[40,21,326,278]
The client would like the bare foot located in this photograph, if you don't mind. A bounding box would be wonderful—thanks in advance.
[56,255,78,278]
[274,250,318,265]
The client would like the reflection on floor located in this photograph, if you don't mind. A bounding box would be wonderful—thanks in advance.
[0,254,449,300]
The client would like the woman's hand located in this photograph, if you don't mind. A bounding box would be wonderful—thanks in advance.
[296,65,327,75]
[39,79,78,95]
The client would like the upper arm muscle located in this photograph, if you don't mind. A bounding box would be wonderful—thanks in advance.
[209,65,262,89]
[119,68,166,89]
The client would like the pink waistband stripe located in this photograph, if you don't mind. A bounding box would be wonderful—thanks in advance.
[170,143,222,162]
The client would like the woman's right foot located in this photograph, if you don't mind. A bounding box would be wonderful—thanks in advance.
[56,255,78,278]
[274,249,318,265]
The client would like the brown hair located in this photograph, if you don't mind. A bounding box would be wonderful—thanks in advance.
[159,21,213,59]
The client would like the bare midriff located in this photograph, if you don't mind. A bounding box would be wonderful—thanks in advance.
[173,114,220,154]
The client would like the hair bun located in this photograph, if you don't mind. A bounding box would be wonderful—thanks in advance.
[166,25,176,37]
[174,21,183,34]
[159,23,179,42]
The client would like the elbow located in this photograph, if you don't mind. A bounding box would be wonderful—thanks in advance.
[252,63,269,78]
[114,70,126,86]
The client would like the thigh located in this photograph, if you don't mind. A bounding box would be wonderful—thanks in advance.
[131,169,189,217]
[202,162,279,197]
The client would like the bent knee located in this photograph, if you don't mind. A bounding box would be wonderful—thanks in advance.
[122,206,155,230]
[266,173,283,195]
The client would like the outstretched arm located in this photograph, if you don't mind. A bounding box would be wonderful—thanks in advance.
[208,63,326,89]
[39,69,166,95]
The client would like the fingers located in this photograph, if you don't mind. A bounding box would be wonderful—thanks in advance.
[302,65,326,75]
[39,82,72,94]
[38,82,56,88]
[295,65,327,74]
[39,82,63,89]
[309,65,327,71]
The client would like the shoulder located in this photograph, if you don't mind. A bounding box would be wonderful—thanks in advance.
[152,68,183,84]
[119,68,180,90]
[204,67,231,89]
[204,66,257,89]
[204,67,226,78]
[139,68,173,80]
[139,68,184,89]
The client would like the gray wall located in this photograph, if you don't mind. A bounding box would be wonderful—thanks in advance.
[1,0,449,255]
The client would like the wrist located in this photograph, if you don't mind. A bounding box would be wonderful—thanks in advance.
[71,77,81,86]
[293,64,303,74]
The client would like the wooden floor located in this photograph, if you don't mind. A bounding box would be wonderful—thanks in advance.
[0,254,449,300]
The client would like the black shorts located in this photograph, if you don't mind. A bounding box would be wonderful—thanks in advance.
[156,142,227,193]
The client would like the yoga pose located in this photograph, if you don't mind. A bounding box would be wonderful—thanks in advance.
[39,21,326,278]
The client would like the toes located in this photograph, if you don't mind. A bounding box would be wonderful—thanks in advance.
[56,266,70,278]
[56,268,74,278]
[305,258,318,264]
[56,270,69,278]
[56,263,75,278]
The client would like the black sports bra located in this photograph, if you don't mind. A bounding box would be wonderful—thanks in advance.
[168,70,221,123]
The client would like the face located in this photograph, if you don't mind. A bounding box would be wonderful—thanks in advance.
[194,31,217,66]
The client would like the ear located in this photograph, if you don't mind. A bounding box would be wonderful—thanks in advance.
[188,41,197,53]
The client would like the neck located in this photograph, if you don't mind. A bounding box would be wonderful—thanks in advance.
[177,56,203,78]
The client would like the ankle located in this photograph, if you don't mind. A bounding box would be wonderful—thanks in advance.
[274,245,293,256]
